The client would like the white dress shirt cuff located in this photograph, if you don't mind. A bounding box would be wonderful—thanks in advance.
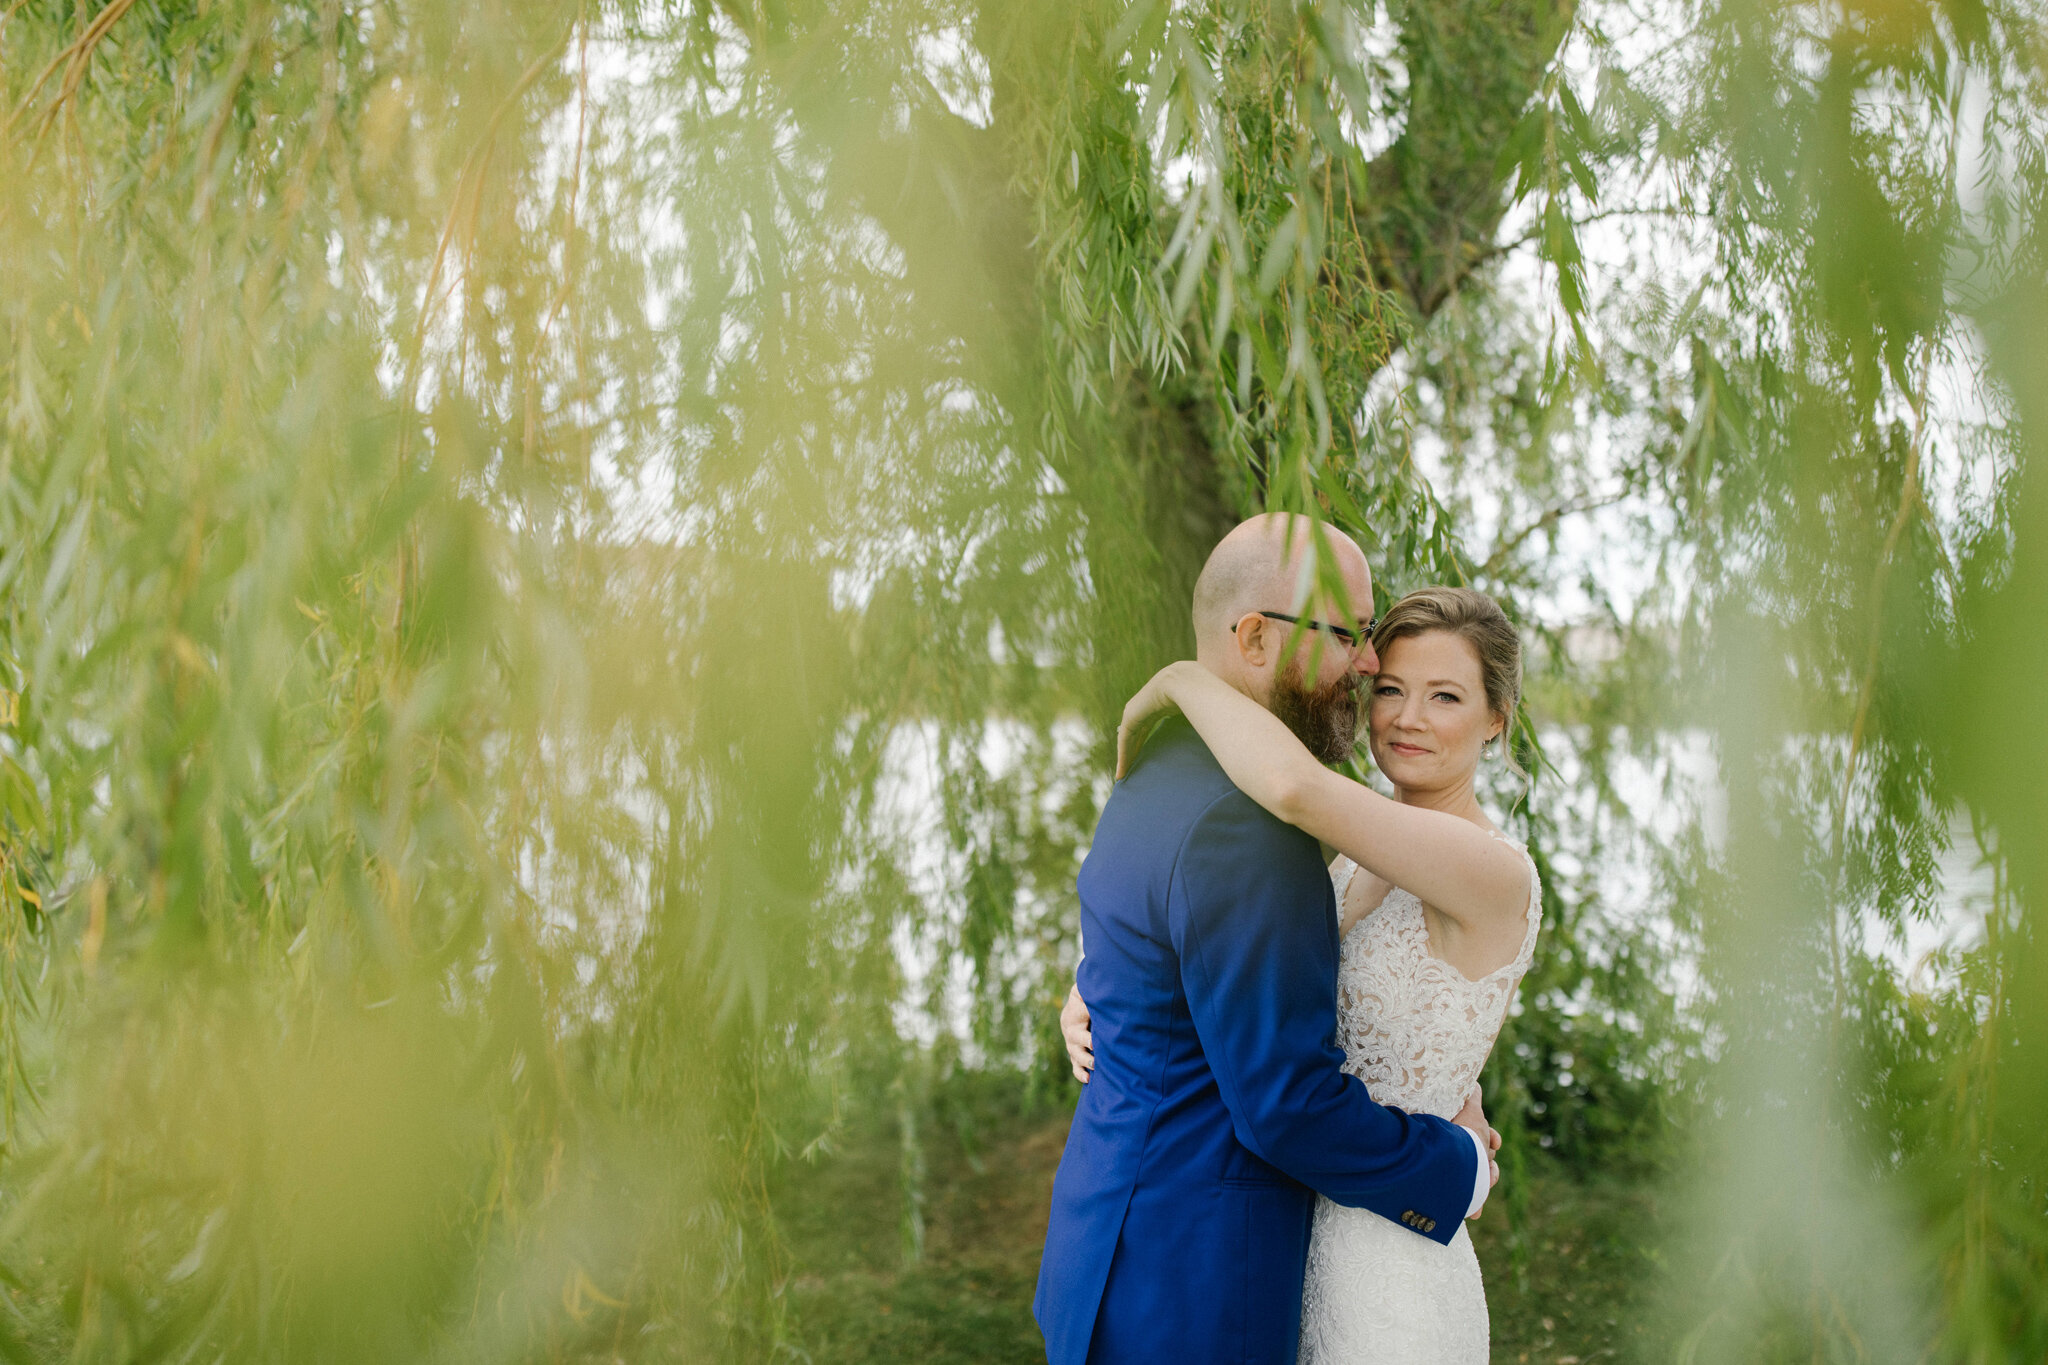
[1463,1126,1490,1218]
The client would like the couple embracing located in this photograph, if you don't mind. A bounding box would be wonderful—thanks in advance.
[1034,513,1544,1364]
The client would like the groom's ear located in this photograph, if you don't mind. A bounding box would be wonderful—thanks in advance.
[1230,612,1270,667]
[1220,609,1269,671]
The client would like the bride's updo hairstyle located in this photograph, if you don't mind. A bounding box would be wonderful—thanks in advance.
[1370,586,1524,776]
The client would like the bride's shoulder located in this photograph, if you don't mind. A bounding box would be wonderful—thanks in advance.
[1479,828,1544,940]
[1481,825,1539,874]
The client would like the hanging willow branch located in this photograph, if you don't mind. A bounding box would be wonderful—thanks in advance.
[1,0,140,142]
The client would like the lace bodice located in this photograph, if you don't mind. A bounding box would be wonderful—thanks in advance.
[1327,835,1543,1122]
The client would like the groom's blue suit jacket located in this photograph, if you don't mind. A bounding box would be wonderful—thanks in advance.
[1033,722,1475,1365]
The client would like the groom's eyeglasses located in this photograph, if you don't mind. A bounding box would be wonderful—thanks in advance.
[1254,611,1377,650]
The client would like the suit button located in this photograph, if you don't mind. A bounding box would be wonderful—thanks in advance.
[1424,1217,1437,1233]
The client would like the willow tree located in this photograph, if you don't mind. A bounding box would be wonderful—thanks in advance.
[1635,2,2048,1357]
[1403,0,2048,1356]
[4,0,2047,1361]
[0,0,1589,1357]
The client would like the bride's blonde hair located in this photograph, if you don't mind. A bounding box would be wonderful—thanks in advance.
[1371,586,1524,776]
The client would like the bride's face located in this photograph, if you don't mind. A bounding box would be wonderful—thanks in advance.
[1365,631,1503,793]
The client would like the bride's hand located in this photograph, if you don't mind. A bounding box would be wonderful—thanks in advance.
[1454,1084,1502,1216]
[1060,984,1094,1083]
[1115,662,1194,780]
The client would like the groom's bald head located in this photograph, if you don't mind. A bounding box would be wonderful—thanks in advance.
[1192,514,1370,657]
[1177,514,1377,762]
[1189,514,1377,759]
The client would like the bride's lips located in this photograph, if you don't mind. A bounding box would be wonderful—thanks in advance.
[1385,742,1431,757]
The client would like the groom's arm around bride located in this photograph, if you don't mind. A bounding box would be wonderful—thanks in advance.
[1175,765,1488,1216]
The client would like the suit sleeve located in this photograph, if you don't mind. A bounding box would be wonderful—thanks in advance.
[1170,789,1476,1244]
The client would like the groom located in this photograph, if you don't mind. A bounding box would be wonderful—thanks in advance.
[1033,514,1496,1365]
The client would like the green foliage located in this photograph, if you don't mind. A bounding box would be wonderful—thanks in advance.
[0,0,2044,1360]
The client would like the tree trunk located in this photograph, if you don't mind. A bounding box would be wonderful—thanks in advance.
[826,0,1576,705]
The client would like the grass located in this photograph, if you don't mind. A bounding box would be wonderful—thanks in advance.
[776,1086,1061,1363]
[775,1083,1671,1363]
[1476,1156,1672,1363]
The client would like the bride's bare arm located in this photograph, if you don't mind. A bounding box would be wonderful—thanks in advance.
[1118,662,1527,932]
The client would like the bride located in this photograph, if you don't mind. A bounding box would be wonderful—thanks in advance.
[1063,585,1543,1364]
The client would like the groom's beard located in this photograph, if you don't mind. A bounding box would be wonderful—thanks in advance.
[1270,662,1363,765]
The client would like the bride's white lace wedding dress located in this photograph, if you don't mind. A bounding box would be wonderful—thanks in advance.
[1298,834,1543,1364]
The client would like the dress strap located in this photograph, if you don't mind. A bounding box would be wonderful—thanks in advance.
[1329,854,1358,908]
[1483,829,1544,972]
